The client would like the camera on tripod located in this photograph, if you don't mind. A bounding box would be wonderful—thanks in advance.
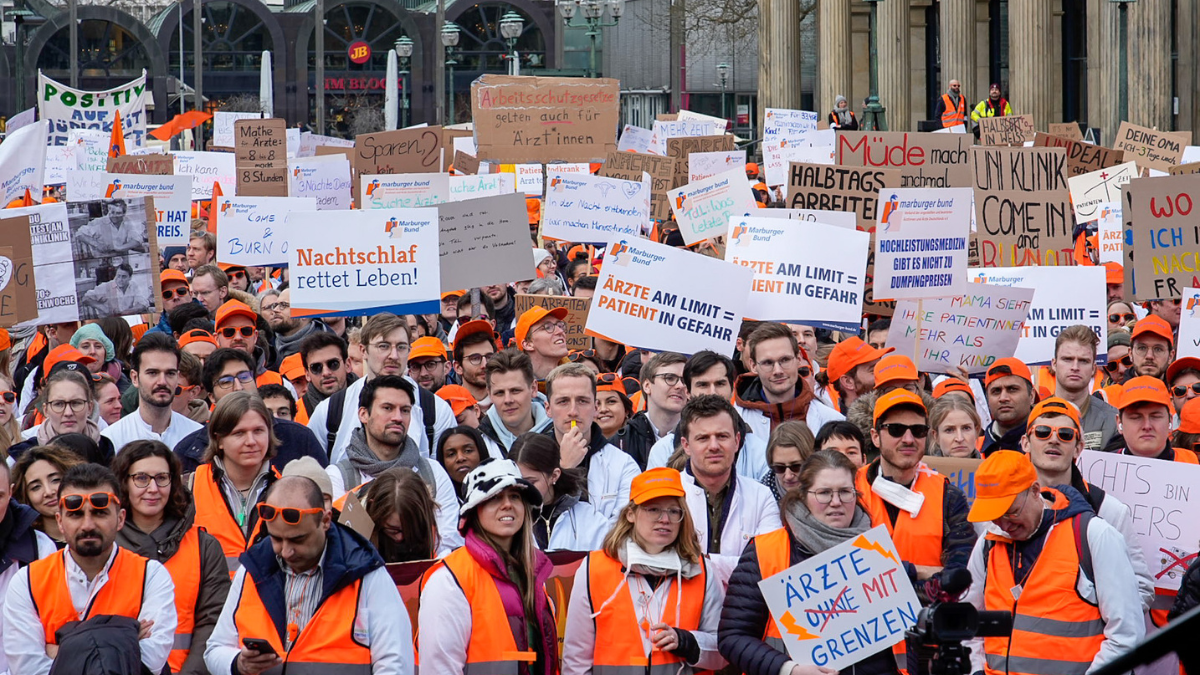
[904,569,1013,675]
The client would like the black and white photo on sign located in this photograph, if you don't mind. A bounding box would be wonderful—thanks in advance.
[68,197,155,320]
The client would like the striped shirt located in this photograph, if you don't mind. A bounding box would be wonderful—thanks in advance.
[279,545,327,649]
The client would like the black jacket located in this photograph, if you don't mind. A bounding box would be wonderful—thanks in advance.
[1169,557,1200,622]
[981,422,1026,457]
[0,499,46,575]
[610,412,659,470]
[173,417,329,473]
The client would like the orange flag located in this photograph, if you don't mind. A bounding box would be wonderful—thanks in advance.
[207,181,223,233]
[108,110,126,159]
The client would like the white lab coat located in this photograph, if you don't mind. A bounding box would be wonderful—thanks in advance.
[306,375,456,463]
[646,430,769,482]
[586,441,640,522]
[681,470,781,584]
[545,499,609,552]
[734,398,844,443]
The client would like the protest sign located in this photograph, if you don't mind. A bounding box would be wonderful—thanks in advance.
[667,136,735,188]
[1114,121,1186,173]
[353,127,443,198]
[746,208,858,229]
[107,153,173,176]
[587,238,751,354]
[452,136,476,159]
[727,216,868,331]
[1032,133,1126,177]
[361,173,448,210]
[544,164,592,181]
[885,283,1034,374]
[45,144,75,186]
[763,108,819,143]
[872,188,973,301]
[979,115,1036,146]
[449,173,515,202]
[7,108,34,134]
[6,203,76,325]
[515,294,592,350]
[70,129,110,172]
[758,525,920,671]
[836,132,973,188]
[174,152,237,200]
[1097,203,1123,264]
[923,457,981,505]
[0,122,47,205]
[0,216,38,326]
[689,150,746,183]
[1069,161,1137,222]
[1078,450,1200,592]
[453,150,481,176]
[542,173,650,242]
[764,140,838,188]
[668,168,757,245]
[648,120,727,156]
[617,125,653,153]
[235,118,288,196]
[504,164,545,196]
[471,75,619,163]
[786,163,901,231]
[1170,162,1200,176]
[970,266,1107,365]
[65,172,193,247]
[39,72,147,147]
[600,152,677,221]
[678,109,729,131]
[1049,123,1083,141]
[1179,287,1200,358]
[970,147,1072,267]
[67,197,159,320]
[212,112,261,148]
[1124,174,1200,301]
[288,208,439,317]
[438,193,532,290]
[288,156,352,210]
[215,196,316,266]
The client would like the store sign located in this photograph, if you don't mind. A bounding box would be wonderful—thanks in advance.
[348,41,372,64]
[323,77,404,92]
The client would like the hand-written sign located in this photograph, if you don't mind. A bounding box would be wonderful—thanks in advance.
[1114,122,1186,173]
[438,193,532,290]
[453,150,481,176]
[1124,174,1200,301]
[0,217,39,326]
[449,174,515,202]
[542,173,650,242]
[922,457,982,506]
[1068,161,1138,222]
[1032,133,1125,177]
[745,209,858,229]
[6,203,76,326]
[235,118,288,196]
[786,163,901,231]
[648,119,726,156]
[836,132,973,188]
[668,168,757,246]
[689,150,746,184]
[354,126,443,197]
[1049,123,1083,141]
[471,76,619,163]
[617,125,653,153]
[515,293,592,351]
[213,111,261,148]
[1178,287,1200,359]
[107,153,174,175]
[758,525,920,671]
[667,136,735,188]
[288,156,353,210]
[969,147,1072,267]
[979,115,1036,146]
[600,152,677,221]
[174,151,237,200]
[216,196,317,266]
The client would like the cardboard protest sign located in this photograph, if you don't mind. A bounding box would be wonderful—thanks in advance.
[471,76,619,163]
[65,172,193,247]
[66,197,160,320]
[288,156,353,210]
[648,119,728,156]
[353,127,443,198]
[689,150,746,183]
[1049,123,1083,141]
[727,216,868,331]
[1170,162,1200,176]
[587,239,751,355]
[970,266,1107,365]
[453,150,481,176]
[746,209,858,229]
[1179,287,1200,359]
[0,122,47,204]
[667,136,735,188]
[0,217,38,326]
[970,147,1072,267]
[449,174,516,202]
[1097,203,1123,264]
[174,152,237,200]
[288,208,439,317]
[758,525,920,671]
[70,129,110,172]
[885,283,1034,374]
[39,72,148,147]
[1078,450,1200,592]
[1124,174,1200,300]
[786,163,902,231]
[215,196,316,266]
[1032,133,1126,177]
[212,112,261,148]
[1114,122,1186,173]
[542,173,650,242]
[107,153,173,176]
[234,118,288,196]
[617,125,653,153]
[873,188,973,301]
[1069,161,1137,222]
[600,152,677,221]
[515,294,591,350]
[361,173,448,210]
[6,204,77,325]
[668,168,757,245]
[979,115,1036,146]
[438,193,532,290]
[836,132,973,188]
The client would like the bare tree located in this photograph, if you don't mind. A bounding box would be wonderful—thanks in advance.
[219,94,262,113]
[348,107,385,136]
[631,0,816,57]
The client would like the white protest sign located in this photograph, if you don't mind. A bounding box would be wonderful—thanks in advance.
[361,173,448,209]
[288,156,352,210]
[763,108,819,142]
[1179,287,1200,359]
[513,164,545,196]
[285,128,301,159]
[449,173,516,202]
[545,163,592,178]
[174,152,238,200]
[678,110,729,131]
[213,112,262,148]
[764,138,835,188]
[452,136,477,158]
[438,193,532,290]
[759,525,920,671]
[727,216,868,331]
[69,129,109,172]
[0,122,47,204]
[310,134,354,149]
[668,168,757,245]
[542,173,650,242]
[1097,203,1123,264]
[886,284,1035,374]
[689,150,746,183]
[65,172,193,246]
[39,72,148,147]
[587,238,750,354]
[45,145,75,186]
[215,196,316,266]
[648,119,726,156]
[1069,161,1138,222]
[617,125,653,154]
[745,209,858,229]
[7,108,35,134]
[287,208,439,317]
[971,266,1107,366]
[1078,450,1200,592]
[873,187,973,300]
[6,203,77,325]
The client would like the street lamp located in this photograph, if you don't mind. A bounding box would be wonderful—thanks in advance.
[861,0,887,131]
[557,0,623,78]
[441,22,460,124]
[1111,0,1136,125]
[499,11,524,76]
[5,5,39,111]
[395,36,413,128]
[715,62,729,121]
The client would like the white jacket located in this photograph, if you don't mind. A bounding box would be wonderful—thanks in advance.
[646,430,768,482]
[734,398,844,443]
[562,554,727,675]
[586,441,640,522]
[546,499,609,552]
[1093,490,1155,611]
[681,470,781,584]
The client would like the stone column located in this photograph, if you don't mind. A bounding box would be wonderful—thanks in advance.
[940,0,976,106]
[876,0,910,130]
[1086,0,1119,143]
[818,0,852,116]
[757,0,803,131]
[1127,0,1172,131]
[1008,0,1054,126]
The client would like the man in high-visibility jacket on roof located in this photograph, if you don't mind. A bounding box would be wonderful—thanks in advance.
[932,79,967,131]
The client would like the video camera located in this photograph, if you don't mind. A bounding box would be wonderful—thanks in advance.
[904,569,1013,675]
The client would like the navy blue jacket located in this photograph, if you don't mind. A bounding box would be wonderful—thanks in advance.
[173,418,329,473]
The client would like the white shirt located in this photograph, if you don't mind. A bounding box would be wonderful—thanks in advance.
[681,470,781,584]
[101,408,203,453]
[306,376,456,464]
[3,546,177,675]
[0,530,57,675]
[205,564,411,675]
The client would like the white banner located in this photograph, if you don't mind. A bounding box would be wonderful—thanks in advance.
[1179,287,1200,359]
[215,196,316,266]
[873,187,973,301]
[39,71,148,147]
[542,173,650,242]
[449,173,516,202]
[6,203,77,325]
[361,173,448,209]
[174,152,238,200]
[0,121,47,204]
[288,156,352,210]
[668,168,758,245]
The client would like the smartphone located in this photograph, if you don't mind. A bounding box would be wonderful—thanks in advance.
[242,638,278,656]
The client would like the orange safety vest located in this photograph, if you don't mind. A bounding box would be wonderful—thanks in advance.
[294,397,310,426]
[982,491,1104,675]
[163,528,203,672]
[754,528,791,651]
[232,564,371,674]
[941,94,965,128]
[587,550,706,673]
[191,463,266,575]
[855,464,946,566]
[29,548,147,644]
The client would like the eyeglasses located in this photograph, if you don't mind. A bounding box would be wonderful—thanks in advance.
[1108,313,1136,324]
[0,391,14,404]
[62,491,118,512]
[771,462,803,476]
[372,342,409,355]
[411,359,446,372]
[652,373,683,387]
[262,302,290,314]
[219,326,255,339]
[228,270,247,281]
[999,490,1030,522]
[462,352,494,367]
[129,472,171,488]
[797,366,812,378]
[567,349,597,362]
[879,423,930,439]
[162,287,189,300]
[1030,425,1077,443]
[257,503,324,524]
[46,399,88,414]
[1104,356,1133,373]
[1174,383,1200,398]
[756,355,797,371]
[215,371,255,389]
[307,358,342,375]
[536,321,567,335]
[807,488,858,505]
[639,505,684,522]
[1133,343,1169,357]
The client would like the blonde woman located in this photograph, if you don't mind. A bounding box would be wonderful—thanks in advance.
[928,397,982,458]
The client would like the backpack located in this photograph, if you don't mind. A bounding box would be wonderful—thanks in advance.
[49,615,150,675]
[325,384,437,452]
[983,511,1095,591]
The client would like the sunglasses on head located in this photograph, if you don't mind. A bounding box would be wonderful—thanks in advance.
[1030,425,1077,443]
[219,326,255,339]
[1173,383,1200,398]
[162,287,189,300]
[596,373,620,384]
[1109,313,1136,324]
[62,492,118,512]
[879,423,929,439]
[257,503,323,524]
[307,358,342,375]
[1104,356,1133,373]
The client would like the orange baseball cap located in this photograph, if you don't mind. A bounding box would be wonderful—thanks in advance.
[874,355,918,389]
[216,262,247,273]
[215,299,257,328]
[410,336,448,362]
[441,290,467,301]
[179,329,218,348]
[968,450,1039,522]
[0,328,10,352]
[43,344,97,375]
[515,306,568,347]
[1027,396,1081,429]
[630,467,686,504]
[873,389,926,425]
[745,162,760,176]
[1119,376,1172,410]
[1168,357,1200,387]
[437,384,477,417]
[933,378,974,402]
[1131,315,1174,346]
[984,358,1033,388]
[452,319,497,354]
[280,353,305,382]
[827,337,894,383]
[160,269,189,287]
[1179,398,1200,435]
[1104,262,1124,285]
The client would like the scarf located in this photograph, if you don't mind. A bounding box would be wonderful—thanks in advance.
[835,96,853,126]
[343,427,436,488]
[274,321,323,364]
[784,498,872,556]
[38,417,101,445]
